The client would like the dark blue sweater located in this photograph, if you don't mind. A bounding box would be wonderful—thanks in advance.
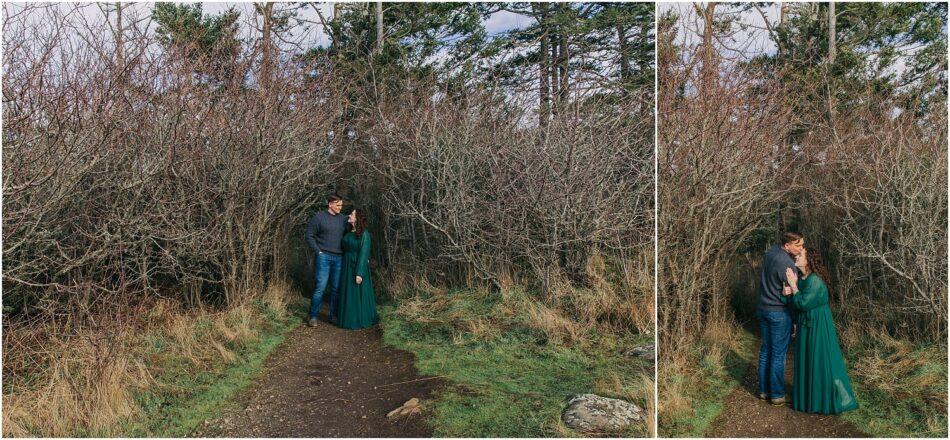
[757,244,797,312]
[304,210,349,255]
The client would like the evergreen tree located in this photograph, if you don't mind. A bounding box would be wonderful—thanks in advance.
[153,3,242,84]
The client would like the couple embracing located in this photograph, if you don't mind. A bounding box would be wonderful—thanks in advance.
[304,194,378,330]
[756,232,858,415]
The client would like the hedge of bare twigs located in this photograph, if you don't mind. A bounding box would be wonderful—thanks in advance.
[658,12,947,352]
[2,4,652,326]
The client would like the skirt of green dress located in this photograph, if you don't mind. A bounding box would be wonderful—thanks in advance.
[792,305,858,414]
[337,257,378,330]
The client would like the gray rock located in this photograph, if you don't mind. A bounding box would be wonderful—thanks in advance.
[562,393,644,433]
[624,344,655,361]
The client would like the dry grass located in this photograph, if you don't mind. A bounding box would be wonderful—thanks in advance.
[850,332,947,412]
[593,370,656,436]
[625,290,656,338]
[550,249,656,338]
[387,249,655,350]
[618,251,656,336]
[261,279,296,320]
[699,320,742,377]
[539,265,577,304]
[638,374,658,438]
[585,250,614,293]
[524,302,583,345]
[657,350,693,429]
[658,318,749,437]
[545,417,580,438]
[700,320,738,348]
[1,327,151,437]
[460,317,501,342]
[831,319,947,436]
[2,280,296,437]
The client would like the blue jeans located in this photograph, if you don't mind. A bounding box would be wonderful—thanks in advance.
[309,252,342,320]
[757,309,792,399]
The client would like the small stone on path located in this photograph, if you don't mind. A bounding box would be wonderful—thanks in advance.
[387,397,423,419]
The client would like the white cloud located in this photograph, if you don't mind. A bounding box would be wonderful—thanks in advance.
[484,10,531,35]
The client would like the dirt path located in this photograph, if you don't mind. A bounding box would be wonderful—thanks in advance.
[705,350,866,438]
[192,317,443,438]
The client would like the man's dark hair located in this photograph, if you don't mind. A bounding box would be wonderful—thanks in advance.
[327,194,343,204]
[782,231,804,244]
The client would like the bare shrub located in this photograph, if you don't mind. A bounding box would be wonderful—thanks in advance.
[2,3,342,316]
[363,85,653,304]
[658,40,795,348]
[3,3,653,327]
[795,100,948,339]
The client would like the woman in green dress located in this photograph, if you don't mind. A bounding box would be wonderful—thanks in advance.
[336,207,378,329]
[783,247,858,414]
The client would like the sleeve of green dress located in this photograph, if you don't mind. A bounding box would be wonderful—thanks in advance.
[356,232,371,278]
[792,276,828,311]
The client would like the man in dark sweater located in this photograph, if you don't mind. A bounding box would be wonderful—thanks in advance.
[304,194,350,326]
[756,231,804,405]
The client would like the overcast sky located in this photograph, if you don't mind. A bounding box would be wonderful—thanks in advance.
[658,2,779,60]
[202,1,533,45]
[9,1,533,50]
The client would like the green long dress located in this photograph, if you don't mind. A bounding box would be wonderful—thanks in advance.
[336,231,378,329]
[791,273,858,414]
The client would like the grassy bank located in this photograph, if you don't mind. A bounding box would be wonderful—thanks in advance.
[658,322,756,437]
[125,298,304,436]
[379,286,654,437]
[658,322,948,438]
[838,328,948,437]
[2,281,303,437]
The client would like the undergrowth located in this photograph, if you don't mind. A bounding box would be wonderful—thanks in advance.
[380,285,654,437]
[2,280,303,437]
[658,320,947,438]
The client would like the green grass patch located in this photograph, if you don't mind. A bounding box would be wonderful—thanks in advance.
[841,338,948,438]
[380,287,653,437]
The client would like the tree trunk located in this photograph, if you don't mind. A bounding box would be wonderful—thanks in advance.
[557,9,569,106]
[550,30,560,116]
[617,24,630,86]
[115,2,123,75]
[828,1,836,65]
[536,4,550,128]
[699,3,717,97]
[260,2,274,89]
[827,1,838,158]
[375,1,384,55]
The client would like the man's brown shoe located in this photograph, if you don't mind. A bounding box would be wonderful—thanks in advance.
[757,392,767,400]
[769,396,787,406]
[307,318,318,327]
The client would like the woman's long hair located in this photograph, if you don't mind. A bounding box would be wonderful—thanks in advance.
[804,246,832,291]
[352,207,368,238]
